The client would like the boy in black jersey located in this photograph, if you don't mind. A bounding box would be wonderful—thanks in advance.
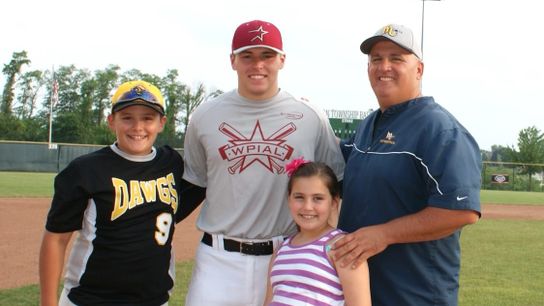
[39,80,205,306]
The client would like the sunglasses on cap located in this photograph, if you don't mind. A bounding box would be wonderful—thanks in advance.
[113,85,165,115]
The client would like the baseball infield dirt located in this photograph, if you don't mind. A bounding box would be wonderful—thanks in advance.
[1,198,543,290]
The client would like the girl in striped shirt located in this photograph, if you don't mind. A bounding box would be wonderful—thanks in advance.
[264,159,371,306]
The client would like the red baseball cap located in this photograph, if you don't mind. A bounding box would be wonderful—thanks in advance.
[232,20,284,55]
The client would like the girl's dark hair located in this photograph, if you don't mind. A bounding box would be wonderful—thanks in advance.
[287,162,340,198]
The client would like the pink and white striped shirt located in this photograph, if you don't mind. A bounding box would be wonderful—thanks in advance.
[269,229,345,306]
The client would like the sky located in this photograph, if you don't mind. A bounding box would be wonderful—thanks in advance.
[2,0,543,151]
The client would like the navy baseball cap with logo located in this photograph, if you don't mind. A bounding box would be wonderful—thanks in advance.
[360,24,423,59]
[232,20,284,55]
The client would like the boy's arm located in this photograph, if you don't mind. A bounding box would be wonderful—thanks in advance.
[39,230,73,306]
[175,180,206,223]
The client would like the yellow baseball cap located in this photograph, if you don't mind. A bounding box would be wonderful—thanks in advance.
[111,80,165,115]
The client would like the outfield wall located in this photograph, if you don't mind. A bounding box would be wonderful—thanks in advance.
[0,141,183,173]
[0,141,103,172]
[2,141,542,192]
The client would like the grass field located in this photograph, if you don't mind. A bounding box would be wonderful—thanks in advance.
[2,220,543,305]
[1,171,543,305]
[459,220,544,305]
[0,172,56,197]
[0,261,194,305]
[2,171,543,205]
[481,189,544,205]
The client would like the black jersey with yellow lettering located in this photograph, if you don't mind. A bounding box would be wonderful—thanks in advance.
[46,144,187,306]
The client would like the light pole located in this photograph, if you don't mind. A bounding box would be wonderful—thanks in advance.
[420,0,442,59]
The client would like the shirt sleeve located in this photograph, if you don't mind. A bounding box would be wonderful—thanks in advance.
[45,162,90,232]
[175,179,206,223]
[314,108,346,181]
[182,113,208,188]
[339,136,355,162]
[425,127,482,212]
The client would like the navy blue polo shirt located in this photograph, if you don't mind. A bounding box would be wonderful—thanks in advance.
[338,96,481,306]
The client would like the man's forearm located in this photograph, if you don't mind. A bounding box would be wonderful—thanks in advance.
[380,206,479,245]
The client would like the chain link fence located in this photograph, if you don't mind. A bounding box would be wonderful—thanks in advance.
[482,161,544,192]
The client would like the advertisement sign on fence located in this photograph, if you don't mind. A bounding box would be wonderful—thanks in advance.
[491,174,509,184]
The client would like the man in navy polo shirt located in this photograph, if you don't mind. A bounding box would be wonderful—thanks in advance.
[331,24,482,306]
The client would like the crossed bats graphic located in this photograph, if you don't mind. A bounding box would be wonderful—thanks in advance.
[219,122,295,174]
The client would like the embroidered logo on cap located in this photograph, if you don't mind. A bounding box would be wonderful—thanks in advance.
[249,26,268,42]
[133,85,145,96]
[382,25,399,37]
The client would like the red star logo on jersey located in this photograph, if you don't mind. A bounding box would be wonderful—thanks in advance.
[218,121,295,174]
[249,26,269,42]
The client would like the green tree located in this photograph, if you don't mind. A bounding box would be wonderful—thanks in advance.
[72,66,120,144]
[509,126,544,189]
[489,145,514,162]
[53,112,87,143]
[92,65,119,124]
[0,51,224,145]
[79,78,97,142]
[0,111,46,141]
[120,69,145,83]
[1,51,31,115]
[180,84,222,138]
[15,70,44,119]
[161,69,185,147]
[46,66,93,143]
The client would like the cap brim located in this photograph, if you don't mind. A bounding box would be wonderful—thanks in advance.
[360,36,392,54]
[360,36,421,59]
[232,45,285,55]
[113,99,164,115]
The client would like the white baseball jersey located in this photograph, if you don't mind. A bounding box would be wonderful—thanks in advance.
[183,89,344,239]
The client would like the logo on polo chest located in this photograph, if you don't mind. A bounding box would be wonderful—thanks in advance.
[380,131,396,145]
[218,120,295,174]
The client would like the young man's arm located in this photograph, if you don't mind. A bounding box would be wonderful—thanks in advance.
[175,180,206,223]
[39,231,72,306]
[262,252,278,306]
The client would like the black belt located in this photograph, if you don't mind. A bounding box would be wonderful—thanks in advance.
[201,232,274,256]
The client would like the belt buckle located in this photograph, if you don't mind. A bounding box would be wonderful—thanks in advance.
[240,241,253,253]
